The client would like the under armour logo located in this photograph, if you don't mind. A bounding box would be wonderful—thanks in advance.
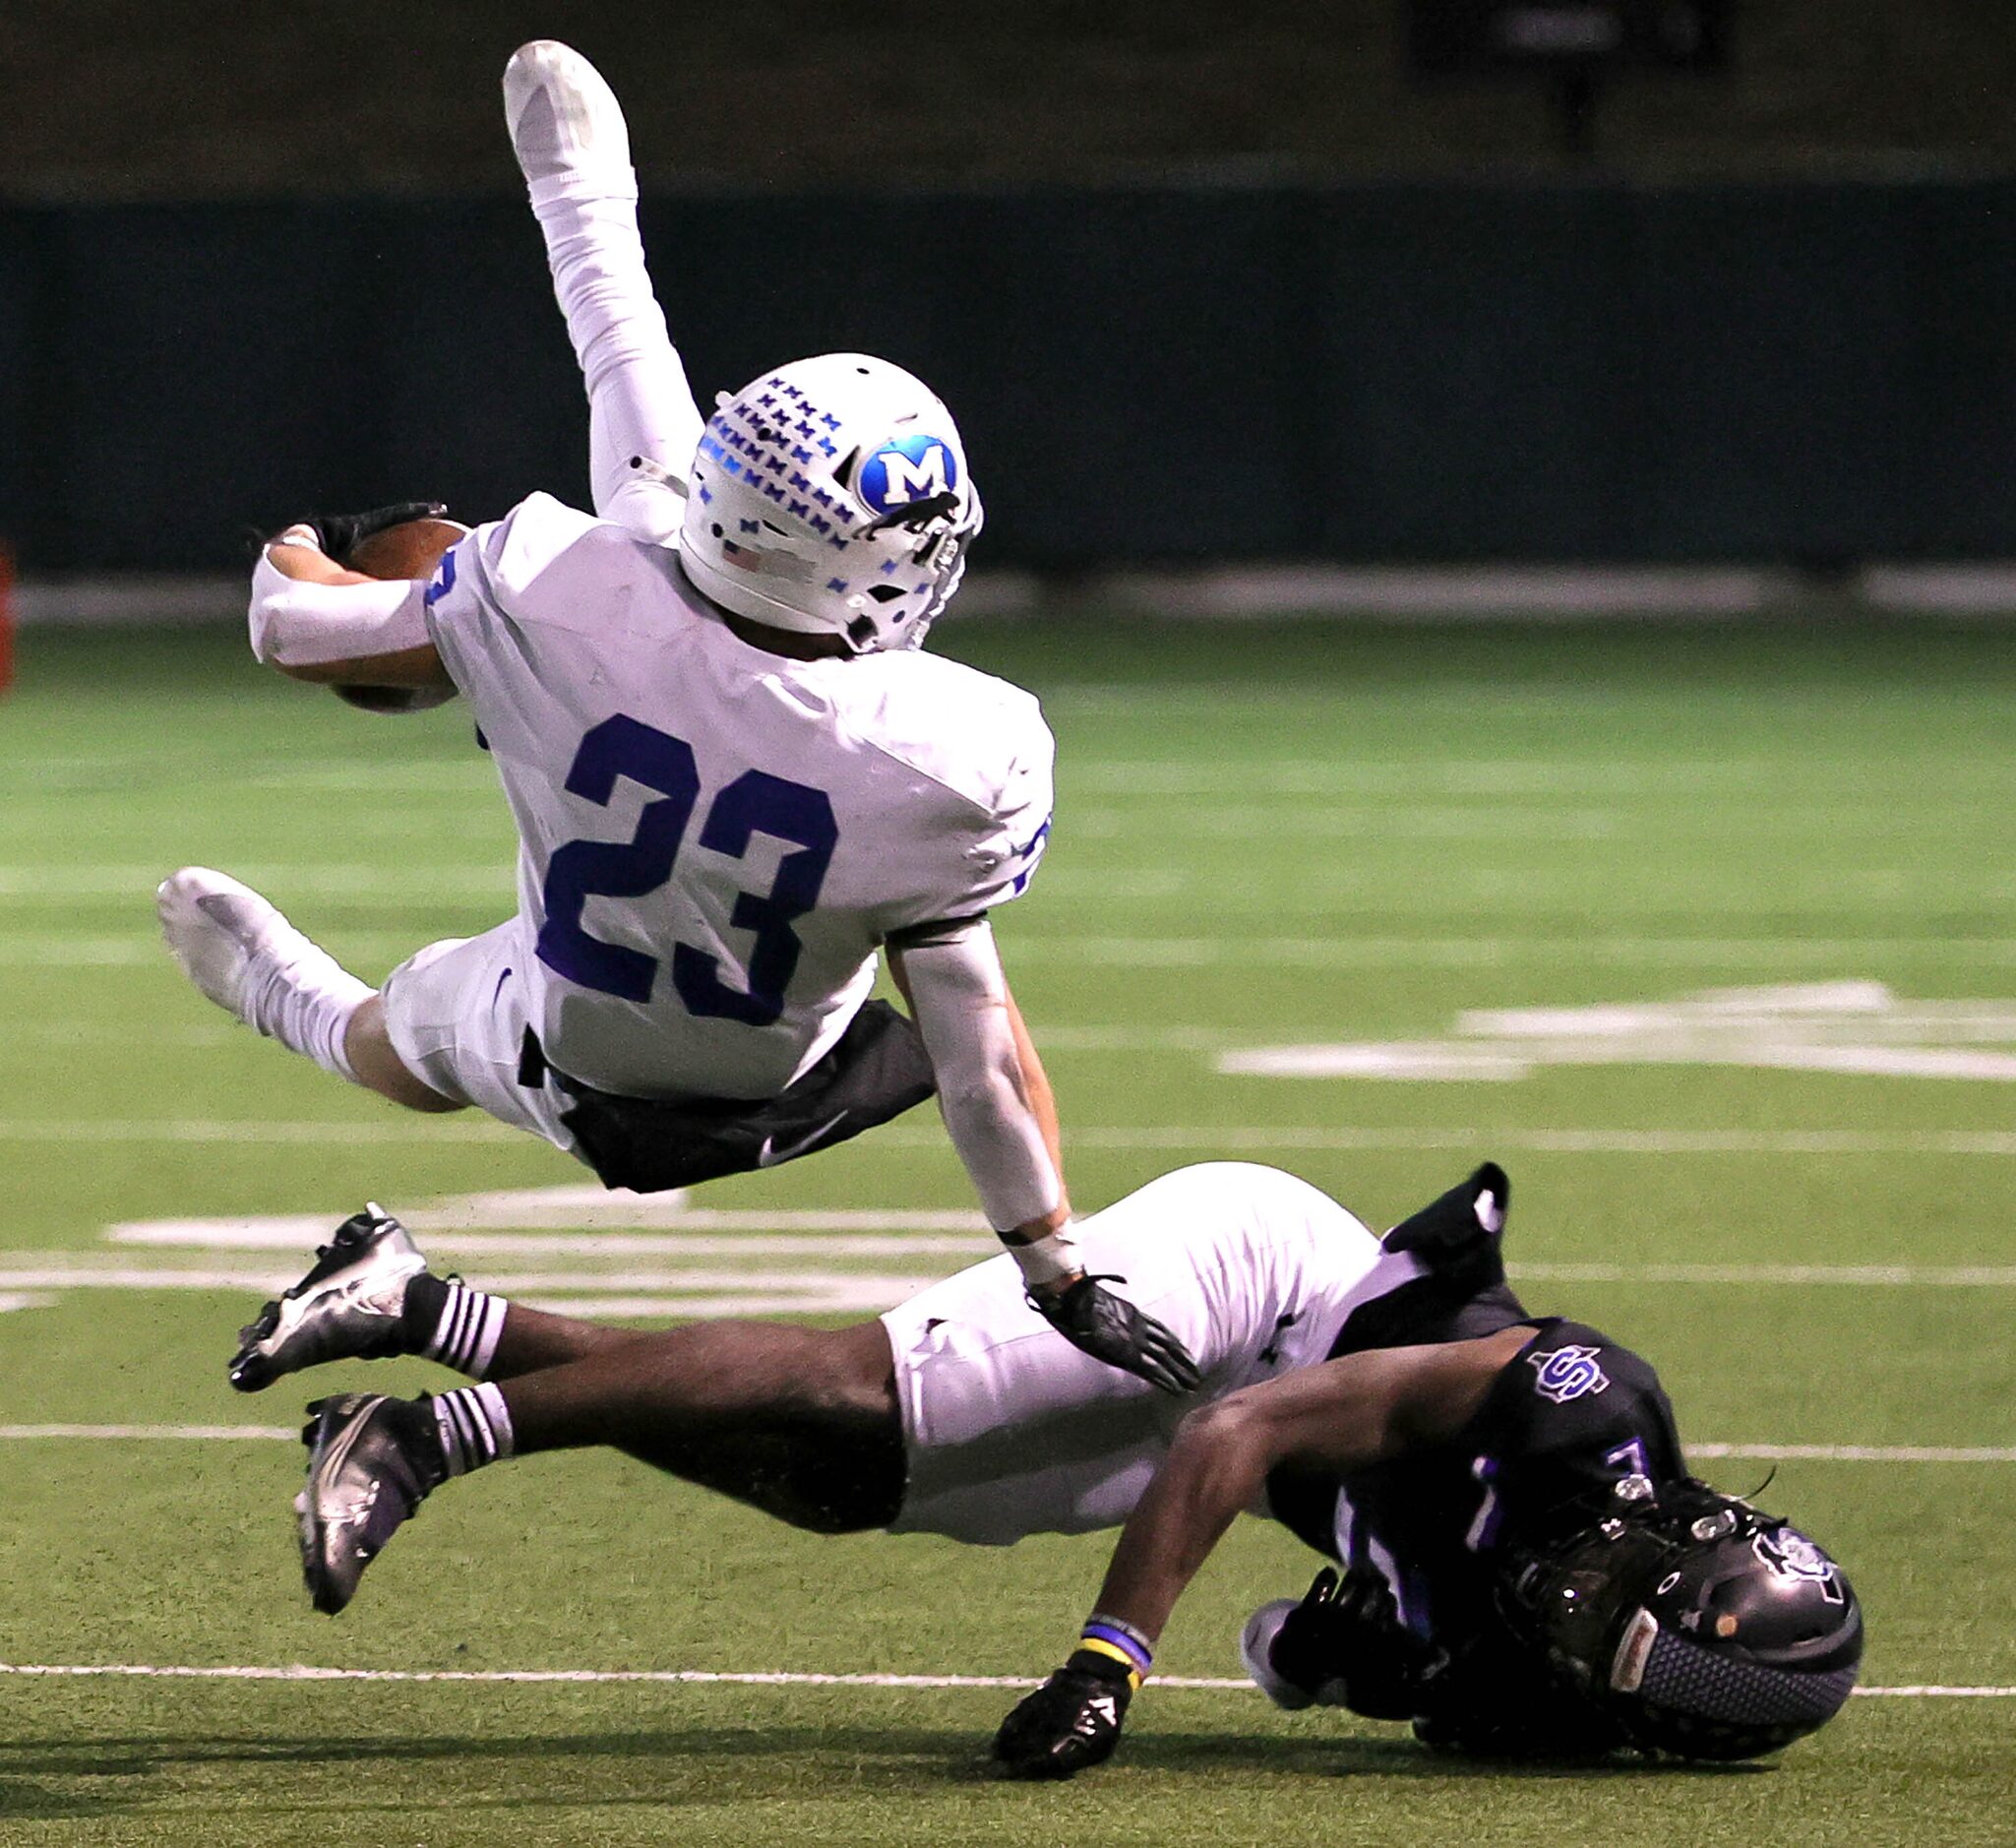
[1257,1312,1299,1367]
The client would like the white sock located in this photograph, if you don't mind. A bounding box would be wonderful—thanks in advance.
[238,936,372,1082]
[529,177,700,541]
[433,1382,515,1478]
[422,1280,508,1378]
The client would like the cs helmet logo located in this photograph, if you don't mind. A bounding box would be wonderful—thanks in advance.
[858,434,957,515]
[1753,1526,1848,1605]
[1527,1344,1610,1404]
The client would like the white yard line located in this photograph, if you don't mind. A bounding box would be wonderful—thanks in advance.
[8,1263,2007,1319]
[10,1121,2016,1157]
[108,1231,984,1259]
[0,935,424,967]
[19,1023,237,1045]
[0,939,174,966]
[888,1126,2016,1157]
[0,865,510,899]
[0,1265,947,1297]
[0,1265,302,1290]
[0,1118,519,1144]
[17,749,1996,795]
[0,1428,2006,1464]
[63,1239,2016,1287]
[1006,938,2016,968]
[0,1424,297,1442]
[1063,811,1627,842]
[0,1661,1999,1695]
[1689,1444,2016,1463]
[1068,762,1801,796]
[1022,1025,1257,1051]
[108,1202,988,1244]
[16,935,2016,969]
[523,1291,911,1318]
[1508,1262,2016,1287]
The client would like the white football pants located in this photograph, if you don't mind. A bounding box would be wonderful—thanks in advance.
[882,1164,1428,1545]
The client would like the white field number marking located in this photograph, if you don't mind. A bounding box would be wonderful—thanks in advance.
[1221,981,2016,1082]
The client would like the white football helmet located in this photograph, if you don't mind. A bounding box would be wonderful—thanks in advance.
[678,353,982,652]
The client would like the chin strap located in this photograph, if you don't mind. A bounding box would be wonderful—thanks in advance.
[855,488,961,537]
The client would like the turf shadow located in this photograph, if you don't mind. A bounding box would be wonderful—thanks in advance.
[0,1726,980,1814]
[1117,1731,1771,1782]
[0,1775,130,1821]
[0,1723,1769,1807]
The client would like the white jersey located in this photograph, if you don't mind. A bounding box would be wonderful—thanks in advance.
[420,493,1053,1100]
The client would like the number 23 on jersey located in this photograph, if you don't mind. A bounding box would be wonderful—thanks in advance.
[535,713,837,1026]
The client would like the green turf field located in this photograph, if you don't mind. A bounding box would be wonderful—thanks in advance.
[2,615,2012,1845]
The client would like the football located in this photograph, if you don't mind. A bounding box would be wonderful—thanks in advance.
[345,515,468,582]
[334,516,468,712]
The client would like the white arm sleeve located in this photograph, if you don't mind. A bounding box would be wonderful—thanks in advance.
[897,921,1064,1236]
[247,550,432,668]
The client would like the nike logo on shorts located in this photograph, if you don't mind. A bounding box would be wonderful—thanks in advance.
[757,1115,847,1168]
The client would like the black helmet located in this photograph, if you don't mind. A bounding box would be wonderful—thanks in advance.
[1500,1476,1863,1760]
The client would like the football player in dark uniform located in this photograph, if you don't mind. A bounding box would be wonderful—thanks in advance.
[995,1166,1863,1776]
[227,1159,1862,1777]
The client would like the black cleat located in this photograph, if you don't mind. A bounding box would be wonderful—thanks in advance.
[295,1393,443,1616]
[230,1204,428,1392]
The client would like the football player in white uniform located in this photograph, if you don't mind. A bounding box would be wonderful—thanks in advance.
[156,42,1196,1394]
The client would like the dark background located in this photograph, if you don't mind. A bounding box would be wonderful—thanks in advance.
[4,2,2014,573]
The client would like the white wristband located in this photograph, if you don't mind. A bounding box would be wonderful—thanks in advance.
[247,553,431,667]
[1008,1224,1081,1290]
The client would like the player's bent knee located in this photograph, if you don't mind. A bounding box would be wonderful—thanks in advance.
[343,997,464,1113]
[794,1322,902,1421]
[1172,1394,1256,1454]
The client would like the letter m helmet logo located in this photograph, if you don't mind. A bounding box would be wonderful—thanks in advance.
[859,434,957,514]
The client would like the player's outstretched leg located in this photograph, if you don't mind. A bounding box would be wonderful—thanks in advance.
[293,1317,901,1613]
[503,39,701,540]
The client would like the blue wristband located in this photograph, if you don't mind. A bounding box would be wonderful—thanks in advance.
[1079,1618,1153,1682]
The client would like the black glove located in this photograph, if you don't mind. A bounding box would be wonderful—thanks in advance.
[992,1650,1134,1780]
[1029,1273,1202,1395]
[1267,1568,1441,1720]
[283,502,448,565]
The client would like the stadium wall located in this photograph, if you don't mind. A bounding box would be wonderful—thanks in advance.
[3,178,2010,575]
